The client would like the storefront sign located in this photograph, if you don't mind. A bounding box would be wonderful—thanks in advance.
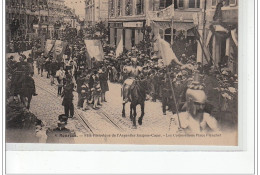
[123,22,143,28]
[110,23,123,28]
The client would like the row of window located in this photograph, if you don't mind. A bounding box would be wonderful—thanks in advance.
[173,0,237,10]
[110,0,144,17]
[176,0,201,8]
[109,0,237,17]
[212,0,237,7]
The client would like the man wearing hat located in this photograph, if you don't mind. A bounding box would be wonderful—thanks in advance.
[171,71,220,133]
[61,75,75,118]
[76,72,85,109]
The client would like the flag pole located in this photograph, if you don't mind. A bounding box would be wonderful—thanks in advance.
[158,36,182,130]
[166,65,182,130]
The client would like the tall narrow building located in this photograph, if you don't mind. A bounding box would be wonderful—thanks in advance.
[85,0,109,26]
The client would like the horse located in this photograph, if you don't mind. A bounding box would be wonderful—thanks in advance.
[122,78,147,129]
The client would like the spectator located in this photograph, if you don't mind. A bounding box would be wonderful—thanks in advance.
[56,66,66,96]
[61,76,74,118]
[50,59,59,86]
[91,70,101,109]
[81,75,90,111]
[99,67,109,102]
[76,72,85,109]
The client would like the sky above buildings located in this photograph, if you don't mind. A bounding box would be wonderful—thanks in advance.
[64,0,85,19]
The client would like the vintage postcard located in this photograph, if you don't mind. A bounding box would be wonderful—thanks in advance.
[5,0,239,146]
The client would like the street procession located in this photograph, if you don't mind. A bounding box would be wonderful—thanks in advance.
[5,0,239,144]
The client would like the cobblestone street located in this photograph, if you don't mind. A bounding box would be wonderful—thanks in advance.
[29,65,177,143]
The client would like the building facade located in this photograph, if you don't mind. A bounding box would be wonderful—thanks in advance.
[85,0,109,26]
[203,0,238,73]
[108,0,152,50]
[107,0,198,51]
[6,0,76,43]
[107,0,238,73]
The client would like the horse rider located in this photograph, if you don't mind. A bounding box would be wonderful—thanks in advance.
[128,57,143,78]
[122,57,143,104]
[171,71,220,134]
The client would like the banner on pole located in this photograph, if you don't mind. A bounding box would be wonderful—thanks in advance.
[157,35,182,66]
[116,34,123,58]
[84,40,105,62]
[53,40,68,62]
[44,39,55,56]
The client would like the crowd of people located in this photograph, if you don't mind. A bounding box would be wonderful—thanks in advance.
[29,40,110,118]
[6,28,238,133]
[6,35,38,53]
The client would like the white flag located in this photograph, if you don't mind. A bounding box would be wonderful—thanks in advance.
[157,35,182,66]
[116,33,123,58]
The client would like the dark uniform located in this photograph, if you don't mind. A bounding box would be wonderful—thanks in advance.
[76,76,85,108]
[161,76,173,115]
[61,81,74,118]
[45,58,51,78]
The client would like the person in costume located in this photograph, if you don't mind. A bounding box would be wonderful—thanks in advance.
[171,71,221,134]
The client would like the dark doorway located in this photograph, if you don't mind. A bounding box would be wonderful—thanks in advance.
[114,28,117,46]
[123,29,125,47]
[131,29,135,47]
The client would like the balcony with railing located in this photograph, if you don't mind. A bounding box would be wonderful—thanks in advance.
[147,4,175,21]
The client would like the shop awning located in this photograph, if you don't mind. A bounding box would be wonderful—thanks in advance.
[153,20,195,31]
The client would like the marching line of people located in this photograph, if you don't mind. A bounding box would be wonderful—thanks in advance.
[6,32,237,134]
[33,52,109,119]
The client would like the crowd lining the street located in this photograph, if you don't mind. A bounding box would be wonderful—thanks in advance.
[6,29,238,131]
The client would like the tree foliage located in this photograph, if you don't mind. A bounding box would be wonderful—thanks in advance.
[84,21,108,44]
[136,25,155,55]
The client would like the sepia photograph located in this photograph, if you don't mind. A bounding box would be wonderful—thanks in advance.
[5,0,239,146]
